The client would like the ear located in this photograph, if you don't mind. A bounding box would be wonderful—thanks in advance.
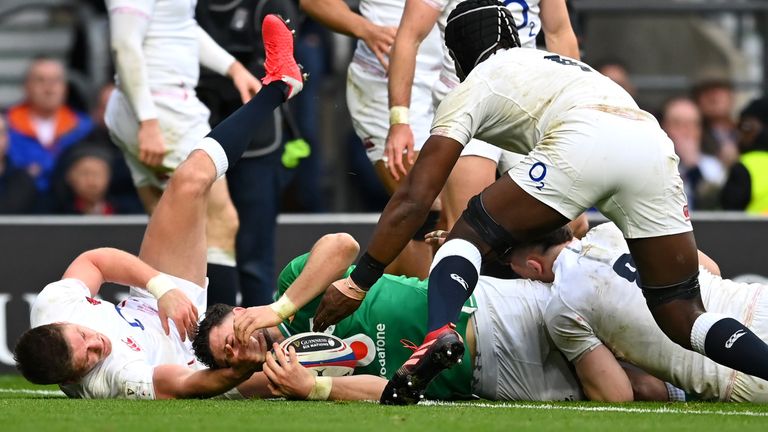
[525,257,544,278]
[233,306,245,313]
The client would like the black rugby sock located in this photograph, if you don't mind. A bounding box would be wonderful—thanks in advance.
[427,255,479,332]
[700,317,768,381]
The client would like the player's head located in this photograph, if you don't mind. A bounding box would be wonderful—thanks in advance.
[445,0,520,82]
[193,303,279,369]
[738,97,768,153]
[501,225,574,283]
[14,323,112,384]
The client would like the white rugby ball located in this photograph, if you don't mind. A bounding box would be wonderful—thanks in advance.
[278,332,356,377]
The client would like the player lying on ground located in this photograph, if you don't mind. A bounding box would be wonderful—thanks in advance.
[195,231,679,402]
[12,15,304,399]
[309,0,768,404]
[506,222,768,403]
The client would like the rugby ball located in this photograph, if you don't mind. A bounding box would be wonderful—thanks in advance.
[278,332,357,377]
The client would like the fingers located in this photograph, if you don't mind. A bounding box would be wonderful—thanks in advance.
[159,310,170,336]
[384,26,398,41]
[238,87,251,104]
[374,49,389,72]
[224,343,235,363]
[393,152,408,179]
[406,140,416,166]
[288,346,299,365]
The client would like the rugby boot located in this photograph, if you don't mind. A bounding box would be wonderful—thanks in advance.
[261,14,306,100]
[380,323,465,405]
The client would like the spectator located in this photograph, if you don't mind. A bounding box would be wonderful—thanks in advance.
[6,57,94,193]
[55,146,119,215]
[721,97,768,214]
[0,116,37,214]
[692,77,739,167]
[661,97,725,210]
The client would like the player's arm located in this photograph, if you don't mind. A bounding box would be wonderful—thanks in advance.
[153,332,268,399]
[62,248,198,340]
[539,0,579,59]
[195,25,261,103]
[263,344,387,400]
[300,0,396,69]
[573,344,634,402]
[233,233,360,344]
[384,0,442,179]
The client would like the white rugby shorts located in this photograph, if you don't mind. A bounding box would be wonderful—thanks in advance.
[105,88,212,189]
[507,106,693,239]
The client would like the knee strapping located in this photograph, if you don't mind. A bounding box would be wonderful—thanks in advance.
[641,271,701,309]
[462,194,518,257]
[413,210,441,241]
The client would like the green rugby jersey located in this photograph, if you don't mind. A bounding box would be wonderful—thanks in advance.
[276,253,476,400]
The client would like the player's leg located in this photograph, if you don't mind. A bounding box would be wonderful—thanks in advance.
[204,178,240,305]
[138,14,303,287]
[135,186,163,215]
[441,154,498,228]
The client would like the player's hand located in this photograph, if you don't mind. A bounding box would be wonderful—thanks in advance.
[263,343,315,399]
[384,123,415,181]
[312,279,364,332]
[228,61,262,103]
[360,23,397,71]
[138,119,166,168]
[233,305,282,347]
[424,229,448,247]
[225,330,268,376]
[157,289,199,342]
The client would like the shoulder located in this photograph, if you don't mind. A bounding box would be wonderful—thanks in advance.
[31,279,96,327]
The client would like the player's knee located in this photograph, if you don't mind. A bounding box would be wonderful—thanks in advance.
[171,164,212,199]
[641,271,701,310]
[211,202,239,239]
[323,233,360,256]
[461,194,519,257]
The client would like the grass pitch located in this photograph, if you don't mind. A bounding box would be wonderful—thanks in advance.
[2,375,767,432]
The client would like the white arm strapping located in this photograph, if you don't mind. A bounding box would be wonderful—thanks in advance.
[196,25,236,76]
[109,6,158,121]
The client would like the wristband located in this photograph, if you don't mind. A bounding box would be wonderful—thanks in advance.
[270,294,298,320]
[335,276,367,301]
[389,106,410,125]
[349,252,386,290]
[307,376,333,400]
[146,274,176,299]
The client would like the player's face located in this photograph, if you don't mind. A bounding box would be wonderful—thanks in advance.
[60,324,112,379]
[208,310,281,368]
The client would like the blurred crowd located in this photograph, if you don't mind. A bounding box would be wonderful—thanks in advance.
[0,1,767,216]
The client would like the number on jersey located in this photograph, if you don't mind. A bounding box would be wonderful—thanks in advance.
[545,55,592,72]
[613,253,639,285]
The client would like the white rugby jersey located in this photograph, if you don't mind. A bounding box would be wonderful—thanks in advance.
[544,222,768,401]
[353,0,442,76]
[431,48,642,153]
[427,0,542,100]
[473,277,583,401]
[31,279,199,399]
[107,0,201,90]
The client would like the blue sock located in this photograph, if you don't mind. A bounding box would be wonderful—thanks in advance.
[426,240,481,332]
[694,314,768,381]
[206,82,287,167]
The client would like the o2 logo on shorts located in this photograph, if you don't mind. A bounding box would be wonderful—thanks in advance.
[528,162,547,190]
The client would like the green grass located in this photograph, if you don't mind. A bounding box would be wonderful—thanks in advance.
[2,375,768,432]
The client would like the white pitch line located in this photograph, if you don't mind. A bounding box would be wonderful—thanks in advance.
[420,400,768,417]
[0,388,65,396]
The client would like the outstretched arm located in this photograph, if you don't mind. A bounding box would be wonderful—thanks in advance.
[233,234,360,344]
[540,0,579,59]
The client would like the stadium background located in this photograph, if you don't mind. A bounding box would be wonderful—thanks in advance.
[0,0,768,389]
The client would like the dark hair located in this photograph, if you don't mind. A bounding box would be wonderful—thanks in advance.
[193,303,234,369]
[445,0,520,80]
[500,225,574,263]
[14,324,74,384]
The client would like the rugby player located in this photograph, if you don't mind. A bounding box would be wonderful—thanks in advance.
[12,15,304,399]
[301,0,443,279]
[309,0,768,404]
[509,222,768,403]
[104,0,263,299]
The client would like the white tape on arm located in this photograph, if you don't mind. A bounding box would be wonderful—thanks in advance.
[307,376,333,400]
[270,294,298,320]
[146,274,176,299]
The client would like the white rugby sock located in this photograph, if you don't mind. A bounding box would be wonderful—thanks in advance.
[193,137,229,180]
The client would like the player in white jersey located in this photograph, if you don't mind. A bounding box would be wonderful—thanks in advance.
[383,0,580,230]
[104,0,264,295]
[511,222,768,403]
[310,0,768,405]
[301,0,443,278]
[13,16,304,399]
